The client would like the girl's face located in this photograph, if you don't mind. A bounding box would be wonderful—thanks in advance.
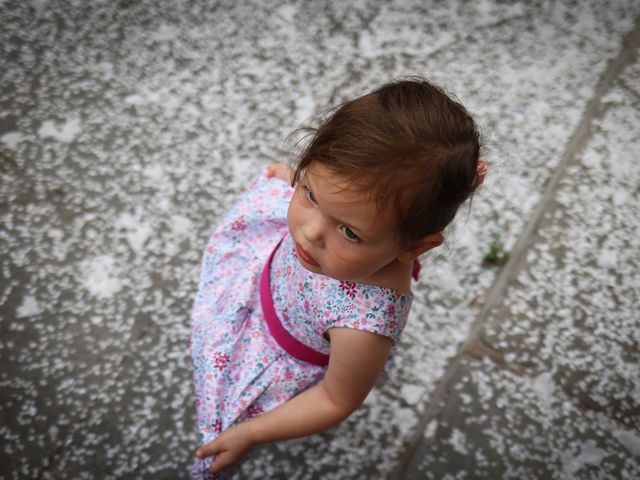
[287,163,408,285]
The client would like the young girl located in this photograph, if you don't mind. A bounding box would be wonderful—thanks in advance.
[190,77,487,478]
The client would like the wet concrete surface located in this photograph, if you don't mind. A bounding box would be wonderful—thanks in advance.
[1,1,639,478]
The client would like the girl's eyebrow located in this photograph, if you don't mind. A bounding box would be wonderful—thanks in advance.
[305,174,371,240]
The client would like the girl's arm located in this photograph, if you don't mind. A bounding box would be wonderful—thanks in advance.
[195,327,393,474]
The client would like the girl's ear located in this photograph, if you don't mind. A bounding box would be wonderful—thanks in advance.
[398,233,443,263]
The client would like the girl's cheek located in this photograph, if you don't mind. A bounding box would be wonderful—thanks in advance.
[331,241,362,263]
[286,199,298,228]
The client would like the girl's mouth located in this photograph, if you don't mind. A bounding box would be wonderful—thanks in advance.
[294,242,320,267]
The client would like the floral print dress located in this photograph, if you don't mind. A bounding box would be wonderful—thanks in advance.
[190,171,412,478]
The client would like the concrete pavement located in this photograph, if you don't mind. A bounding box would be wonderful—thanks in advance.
[1,1,638,478]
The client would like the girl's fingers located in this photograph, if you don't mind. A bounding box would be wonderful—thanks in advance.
[210,451,237,473]
[210,454,225,473]
[266,163,293,182]
[195,439,220,458]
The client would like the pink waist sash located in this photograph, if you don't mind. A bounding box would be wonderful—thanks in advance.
[260,239,330,367]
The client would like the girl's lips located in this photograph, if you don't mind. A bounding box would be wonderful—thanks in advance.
[294,242,320,267]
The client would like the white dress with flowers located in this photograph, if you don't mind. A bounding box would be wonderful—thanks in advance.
[190,171,412,478]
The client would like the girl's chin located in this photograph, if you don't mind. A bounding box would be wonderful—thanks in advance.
[297,261,359,283]
[298,259,322,274]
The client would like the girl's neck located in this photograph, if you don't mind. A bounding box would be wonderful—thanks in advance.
[357,258,413,295]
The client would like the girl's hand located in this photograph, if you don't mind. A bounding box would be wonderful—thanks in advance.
[195,422,255,474]
[266,163,294,183]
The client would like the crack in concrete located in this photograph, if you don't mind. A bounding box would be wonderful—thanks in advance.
[459,337,527,376]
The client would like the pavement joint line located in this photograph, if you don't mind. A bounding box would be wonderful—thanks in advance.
[464,17,640,343]
[392,17,640,480]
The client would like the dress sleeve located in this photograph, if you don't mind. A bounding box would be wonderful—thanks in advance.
[324,281,412,345]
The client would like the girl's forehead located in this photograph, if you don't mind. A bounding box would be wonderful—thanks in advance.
[305,164,372,206]
[304,164,398,234]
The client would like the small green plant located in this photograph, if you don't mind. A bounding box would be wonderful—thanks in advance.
[484,230,510,266]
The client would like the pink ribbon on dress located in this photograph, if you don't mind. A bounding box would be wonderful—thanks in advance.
[412,259,421,280]
[260,238,330,367]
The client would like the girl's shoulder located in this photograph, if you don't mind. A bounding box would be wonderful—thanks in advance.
[313,276,413,346]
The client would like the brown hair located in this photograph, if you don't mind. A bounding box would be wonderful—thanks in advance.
[291,77,482,247]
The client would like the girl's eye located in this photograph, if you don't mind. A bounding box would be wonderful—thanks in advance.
[339,225,361,243]
[303,185,316,204]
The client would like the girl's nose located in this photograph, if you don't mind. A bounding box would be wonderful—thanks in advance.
[301,216,325,247]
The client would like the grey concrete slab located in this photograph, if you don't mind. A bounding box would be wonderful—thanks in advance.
[401,29,640,480]
[1,0,639,478]
[45,317,196,479]
[402,357,639,479]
